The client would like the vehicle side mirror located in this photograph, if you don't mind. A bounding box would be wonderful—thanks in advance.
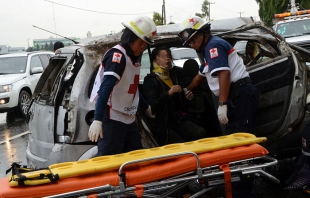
[31,67,43,74]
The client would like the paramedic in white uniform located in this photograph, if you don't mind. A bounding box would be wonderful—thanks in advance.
[178,16,259,135]
[178,16,259,198]
[88,16,156,156]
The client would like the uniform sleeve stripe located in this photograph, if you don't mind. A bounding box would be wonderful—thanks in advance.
[198,71,206,77]
[210,67,230,77]
[103,71,121,80]
[228,48,235,55]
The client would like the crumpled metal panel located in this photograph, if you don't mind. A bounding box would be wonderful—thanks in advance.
[28,102,55,158]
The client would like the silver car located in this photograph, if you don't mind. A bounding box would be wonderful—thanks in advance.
[26,21,310,169]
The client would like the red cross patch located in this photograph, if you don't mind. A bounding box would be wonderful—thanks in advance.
[210,48,218,59]
[112,52,122,63]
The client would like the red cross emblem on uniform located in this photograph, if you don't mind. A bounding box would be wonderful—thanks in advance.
[128,75,140,100]
[210,48,219,59]
[112,52,122,63]
[189,18,194,23]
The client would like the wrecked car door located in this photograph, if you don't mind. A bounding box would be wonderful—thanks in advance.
[217,23,308,156]
[26,47,97,168]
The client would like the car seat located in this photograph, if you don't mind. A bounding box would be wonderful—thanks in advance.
[179,59,205,113]
[179,59,222,137]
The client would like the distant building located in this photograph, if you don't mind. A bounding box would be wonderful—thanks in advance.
[0,45,8,54]
[33,37,80,51]
[0,45,25,54]
[8,47,25,53]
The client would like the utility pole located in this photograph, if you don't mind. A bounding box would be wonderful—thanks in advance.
[238,12,245,17]
[208,2,215,21]
[162,0,166,25]
[52,0,57,38]
[290,0,298,12]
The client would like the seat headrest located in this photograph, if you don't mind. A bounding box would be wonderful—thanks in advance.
[182,59,199,78]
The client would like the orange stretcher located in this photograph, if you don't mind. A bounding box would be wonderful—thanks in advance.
[0,143,279,198]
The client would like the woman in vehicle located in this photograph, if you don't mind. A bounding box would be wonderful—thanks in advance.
[142,46,208,146]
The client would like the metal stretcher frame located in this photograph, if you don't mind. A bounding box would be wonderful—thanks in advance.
[44,146,279,198]
[0,143,278,198]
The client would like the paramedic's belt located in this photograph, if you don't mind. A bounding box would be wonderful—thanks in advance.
[229,77,252,99]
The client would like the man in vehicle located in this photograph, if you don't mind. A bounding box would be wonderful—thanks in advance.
[143,46,207,146]
[178,16,259,197]
[89,16,156,156]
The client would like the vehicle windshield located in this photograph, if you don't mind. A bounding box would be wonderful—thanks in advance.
[276,19,310,38]
[0,56,27,74]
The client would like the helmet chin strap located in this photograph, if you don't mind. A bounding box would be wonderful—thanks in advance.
[196,33,207,53]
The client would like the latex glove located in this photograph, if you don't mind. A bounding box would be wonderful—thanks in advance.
[88,120,103,142]
[218,105,229,125]
[146,105,155,118]
[183,88,194,100]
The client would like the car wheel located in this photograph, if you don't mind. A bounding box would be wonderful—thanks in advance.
[17,91,31,118]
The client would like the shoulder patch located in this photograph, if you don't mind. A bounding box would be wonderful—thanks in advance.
[209,48,218,59]
[112,52,122,63]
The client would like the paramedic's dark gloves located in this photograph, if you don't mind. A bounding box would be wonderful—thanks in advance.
[88,120,103,142]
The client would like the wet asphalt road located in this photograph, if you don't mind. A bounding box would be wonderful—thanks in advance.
[1,112,310,197]
[0,113,29,178]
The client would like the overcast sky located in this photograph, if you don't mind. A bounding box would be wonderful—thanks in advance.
[0,0,260,48]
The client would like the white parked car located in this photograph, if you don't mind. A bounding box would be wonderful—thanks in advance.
[0,51,54,118]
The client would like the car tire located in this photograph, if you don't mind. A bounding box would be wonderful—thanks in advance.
[17,91,31,118]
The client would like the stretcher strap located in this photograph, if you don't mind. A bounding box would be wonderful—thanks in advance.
[134,184,144,198]
[220,164,232,198]
[7,163,59,186]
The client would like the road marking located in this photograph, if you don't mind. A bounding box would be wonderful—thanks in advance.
[0,131,30,145]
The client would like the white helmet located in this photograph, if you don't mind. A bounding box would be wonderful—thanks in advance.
[122,16,157,45]
[178,16,210,45]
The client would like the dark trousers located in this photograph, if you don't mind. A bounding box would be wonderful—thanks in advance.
[97,118,143,156]
[226,83,258,198]
[226,83,259,134]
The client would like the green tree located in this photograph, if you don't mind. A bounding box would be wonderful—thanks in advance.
[195,0,209,19]
[255,0,310,26]
[26,47,34,52]
[299,0,310,10]
[153,12,163,26]
[49,41,53,51]
[44,42,48,50]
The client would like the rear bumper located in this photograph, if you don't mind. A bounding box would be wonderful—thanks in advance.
[26,143,97,169]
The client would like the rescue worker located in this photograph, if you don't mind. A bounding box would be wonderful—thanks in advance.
[177,16,259,198]
[143,46,207,146]
[177,16,259,134]
[88,16,157,156]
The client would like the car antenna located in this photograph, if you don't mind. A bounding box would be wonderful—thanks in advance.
[32,25,79,44]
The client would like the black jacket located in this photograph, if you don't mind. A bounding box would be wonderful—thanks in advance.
[142,68,190,145]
